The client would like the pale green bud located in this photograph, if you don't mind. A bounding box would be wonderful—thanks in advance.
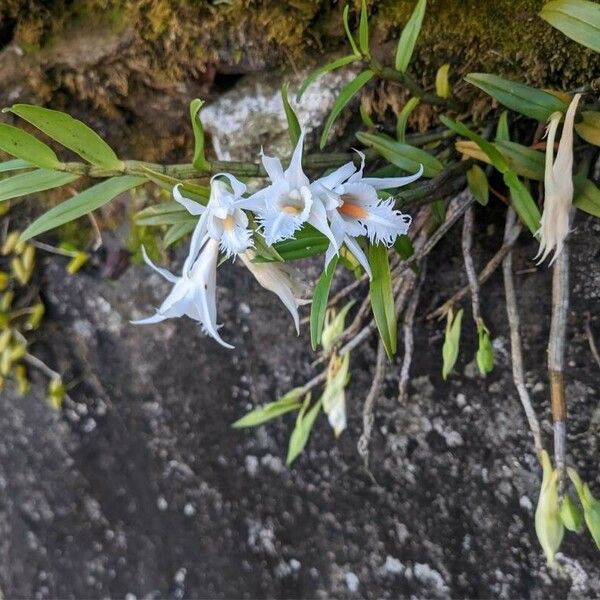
[535,450,564,566]
[476,324,494,376]
[560,495,583,533]
[568,468,600,550]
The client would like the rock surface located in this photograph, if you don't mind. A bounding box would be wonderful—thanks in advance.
[1,210,599,599]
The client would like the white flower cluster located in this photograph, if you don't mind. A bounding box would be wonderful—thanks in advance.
[133,130,422,348]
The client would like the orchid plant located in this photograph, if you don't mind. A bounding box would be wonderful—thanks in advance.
[0,0,599,569]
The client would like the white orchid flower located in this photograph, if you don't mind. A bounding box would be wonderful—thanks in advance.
[132,174,256,349]
[314,152,422,278]
[132,239,233,348]
[536,93,581,265]
[239,249,310,334]
[174,173,253,265]
[245,130,338,249]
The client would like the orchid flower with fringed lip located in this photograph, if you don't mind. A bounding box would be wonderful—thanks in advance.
[313,151,423,278]
[536,93,582,265]
[243,130,338,250]
[131,174,254,349]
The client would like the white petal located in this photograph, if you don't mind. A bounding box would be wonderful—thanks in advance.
[362,163,424,189]
[141,245,178,283]
[308,197,338,250]
[260,210,302,245]
[347,150,366,182]
[131,312,168,325]
[362,198,411,245]
[212,172,247,198]
[284,129,310,189]
[260,148,285,182]
[173,184,205,216]
[340,181,379,207]
[324,211,347,271]
[220,209,253,257]
[315,161,356,189]
[183,217,209,275]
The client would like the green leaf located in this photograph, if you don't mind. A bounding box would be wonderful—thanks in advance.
[574,175,600,217]
[0,169,79,202]
[310,257,338,350]
[357,131,443,177]
[496,111,510,142]
[495,140,545,181]
[287,396,322,465]
[320,70,375,149]
[359,101,376,129]
[396,97,420,143]
[270,227,329,261]
[431,199,446,224]
[189,99,210,172]
[442,308,463,380]
[342,5,361,55]
[21,175,146,240]
[560,495,584,533]
[466,165,489,206]
[296,54,359,102]
[0,123,61,169]
[368,243,397,359]
[540,0,600,52]
[0,159,33,173]
[503,171,541,236]
[392,234,414,260]
[440,116,509,173]
[281,83,301,147]
[359,0,370,56]
[575,111,600,147]
[395,0,427,73]
[163,220,197,248]
[233,387,305,428]
[464,73,568,122]
[7,104,122,170]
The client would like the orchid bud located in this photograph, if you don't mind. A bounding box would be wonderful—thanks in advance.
[560,495,583,533]
[10,257,30,285]
[476,324,494,376]
[321,352,350,437]
[0,349,11,377]
[26,303,45,330]
[0,271,9,291]
[535,450,564,566]
[1,291,14,311]
[15,364,29,396]
[48,377,66,411]
[66,251,89,275]
[0,329,11,353]
[321,300,355,354]
[568,468,600,550]
[10,342,26,362]
[21,244,35,272]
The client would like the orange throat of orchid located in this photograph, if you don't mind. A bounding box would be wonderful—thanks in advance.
[338,195,368,219]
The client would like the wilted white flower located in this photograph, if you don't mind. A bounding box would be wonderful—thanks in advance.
[536,93,581,265]
[245,130,338,249]
[239,249,310,333]
[132,239,233,348]
[315,152,422,277]
[321,352,350,437]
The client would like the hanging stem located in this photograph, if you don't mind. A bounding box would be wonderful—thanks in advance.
[502,208,543,458]
[548,241,570,493]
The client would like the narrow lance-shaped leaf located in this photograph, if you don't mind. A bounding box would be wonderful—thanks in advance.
[395,0,427,73]
[21,176,146,240]
[0,123,61,170]
[232,387,305,428]
[503,171,541,237]
[540,0,600,53]
[464,73,568,122]
[281,83,301,147]
[496,110,510,142]
[396,97,420,143]
[0,159,33,173]
[310,256,338,350]
[342,5,360,55]
[320,70,375,149]
[6,104,122,170]
[296,55,359,102]
[287,396,322,465]
[575,111,600,147]
[359,0,370,57]
[368,243,397,359]
[189,99,210,172]
[357,130,442,177]
[163,221,197,248]
[495,140,545,181]
[574,175,600,218]
[0,169,80,203]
